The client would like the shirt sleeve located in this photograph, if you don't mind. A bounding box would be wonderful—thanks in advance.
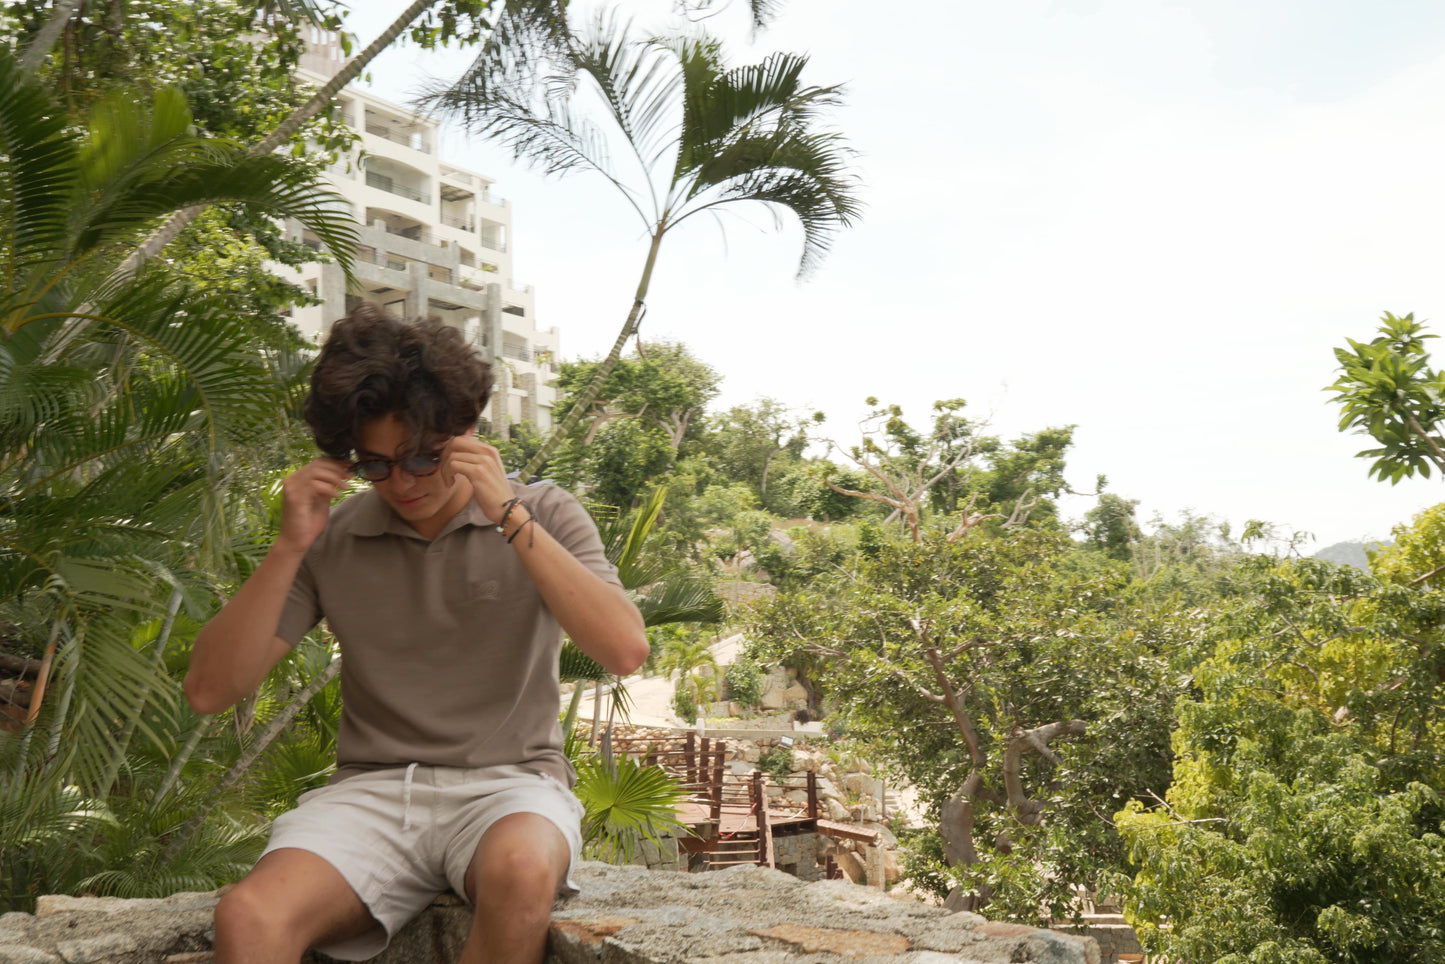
[274,551,323,646]
[534,485,624,589]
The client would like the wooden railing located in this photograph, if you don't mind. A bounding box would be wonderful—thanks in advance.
[607,733,824,870]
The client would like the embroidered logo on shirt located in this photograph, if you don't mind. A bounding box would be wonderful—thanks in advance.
[469,579,501,601]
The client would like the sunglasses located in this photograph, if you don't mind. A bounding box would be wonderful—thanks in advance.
[349,451,443,482]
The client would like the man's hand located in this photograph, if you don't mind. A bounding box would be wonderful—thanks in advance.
[442,436,516,523]
[277,458,352,555]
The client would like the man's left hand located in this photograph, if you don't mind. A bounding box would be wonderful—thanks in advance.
[442,436,518,524]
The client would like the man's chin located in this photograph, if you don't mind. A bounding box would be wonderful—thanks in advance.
[388,494,430,515]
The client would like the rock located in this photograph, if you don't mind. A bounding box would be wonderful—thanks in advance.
[0,947,64,964]
[9,863,1101,964]
[777,683,809,709]
[884,849,901,884]
[55,935,139,964]
[825,797,851,822]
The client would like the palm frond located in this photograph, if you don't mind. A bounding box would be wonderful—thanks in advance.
[560,639,609,684]
[0,46,78,270]
[635,576,726,628]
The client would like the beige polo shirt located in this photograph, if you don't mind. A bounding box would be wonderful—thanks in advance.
[275,482,621,787]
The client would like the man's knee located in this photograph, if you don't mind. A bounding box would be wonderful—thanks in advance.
[472,816,569,908]
[215,880,293,948]
[215,851,372,956]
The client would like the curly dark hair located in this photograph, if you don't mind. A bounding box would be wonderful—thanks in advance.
[304,302,494,459]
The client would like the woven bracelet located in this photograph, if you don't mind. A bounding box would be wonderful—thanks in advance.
[506,514,537,548]
[495,496,523,533]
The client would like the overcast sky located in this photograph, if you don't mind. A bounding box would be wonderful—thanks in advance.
[345,0,1445,549]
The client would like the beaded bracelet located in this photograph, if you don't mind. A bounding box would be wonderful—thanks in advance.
[495,496,523,533]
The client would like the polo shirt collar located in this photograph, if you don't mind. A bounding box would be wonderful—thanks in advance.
[342,488,492,541]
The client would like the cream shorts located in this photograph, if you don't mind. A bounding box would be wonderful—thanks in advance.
[261,762,584,961]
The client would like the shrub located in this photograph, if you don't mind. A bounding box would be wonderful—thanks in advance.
[723,656,765,707]
[670,681,697,722]
[757,745,793,778]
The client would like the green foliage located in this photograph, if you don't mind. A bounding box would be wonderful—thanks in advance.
[670,681,698,723]
[555,418,676,509]
[1329,312,1445,483]
[1116,545,1445,963]
[708,399,818,510]
[747,526,1190,921]
[434,7,860,480]
[1,0,353,154]
[1370,502,1445,588]
[572,752,689,865]
[768,461,870,522]
[822,398,1076,543]
[1083,493,1142,561]
[723,655,765,707]
[756,744,793,779]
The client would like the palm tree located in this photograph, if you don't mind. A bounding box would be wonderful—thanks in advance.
[656,634,720,709]
[427,11,862,480]
[0,45,357,792]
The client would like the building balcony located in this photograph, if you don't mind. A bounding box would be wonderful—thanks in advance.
[441,214,475,232]
[364,120,433,154]
[366,171,430,205]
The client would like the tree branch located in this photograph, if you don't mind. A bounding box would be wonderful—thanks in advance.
[1002,719,1087,826]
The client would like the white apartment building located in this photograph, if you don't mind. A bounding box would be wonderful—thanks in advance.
[280,35,559,435]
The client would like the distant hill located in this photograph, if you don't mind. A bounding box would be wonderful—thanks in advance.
[1313,540,1390,571]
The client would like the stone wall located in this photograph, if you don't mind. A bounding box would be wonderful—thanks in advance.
[0,863,1100,964]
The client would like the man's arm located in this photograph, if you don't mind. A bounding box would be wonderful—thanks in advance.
[445,438,649,677]
[185,458,351,714]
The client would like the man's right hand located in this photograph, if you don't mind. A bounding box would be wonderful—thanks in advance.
[277,459,353,554]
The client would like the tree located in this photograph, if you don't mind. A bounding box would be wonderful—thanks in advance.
[710,398,818,509]
[429,11,861,479]
[1082,493,1141,561]
[0,51,358,905]
[746,528,1187,919]
[820,399,1074,543]
[555,340,721,451]
[547,342,721,507]
[1116,532,1445,963]
[656,633,719,712]
[0,45,352,793]
[5,0,524,305]
[1329,311,1445,483]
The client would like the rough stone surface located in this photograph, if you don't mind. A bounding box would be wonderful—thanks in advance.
[0,889,215,964]
[1,864,1099,964]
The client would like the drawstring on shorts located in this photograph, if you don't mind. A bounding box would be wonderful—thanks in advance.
[401,762,419,831]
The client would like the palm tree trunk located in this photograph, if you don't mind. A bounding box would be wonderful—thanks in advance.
[161,657,340,861]
[23,620,62,726]
[151,714,215,814]
[99,587,183,795]
[520,230,665,481]
[17,0,85,74]
[561,682,588,741]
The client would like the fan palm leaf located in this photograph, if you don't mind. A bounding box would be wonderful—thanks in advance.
[572,751,688,865]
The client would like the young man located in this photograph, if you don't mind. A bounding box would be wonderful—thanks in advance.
[185,305,648,964]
